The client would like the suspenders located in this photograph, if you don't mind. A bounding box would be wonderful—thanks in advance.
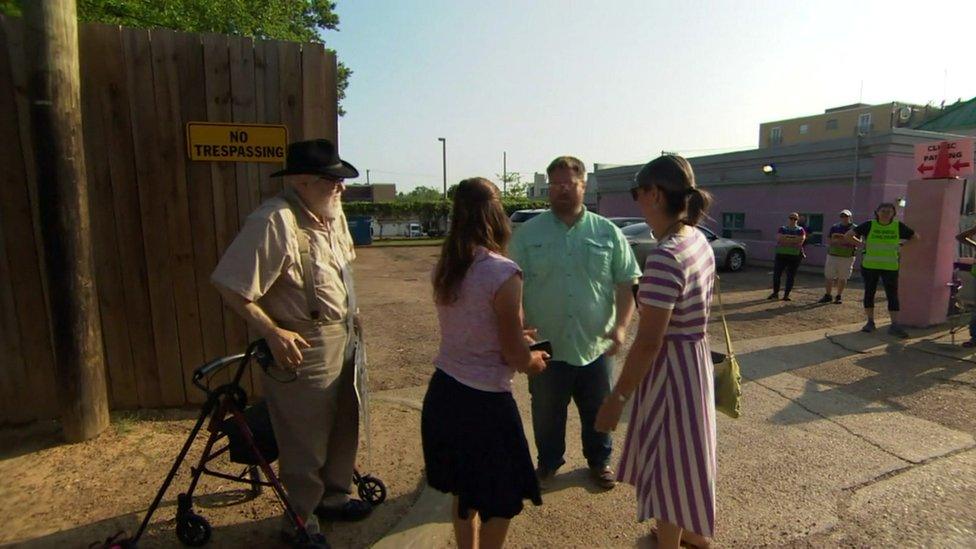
[279,191,354,328]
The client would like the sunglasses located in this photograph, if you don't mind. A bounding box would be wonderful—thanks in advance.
[630,186,642,201]
[788,217,799,221]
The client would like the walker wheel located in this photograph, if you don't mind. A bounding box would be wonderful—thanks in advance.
[175,512,211,546]
[357,474,387,505]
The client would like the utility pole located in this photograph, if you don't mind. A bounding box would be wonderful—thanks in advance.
[503,151,507,196]
[438,137,447,199]
[366,169,370,185]
[24,0,109,442]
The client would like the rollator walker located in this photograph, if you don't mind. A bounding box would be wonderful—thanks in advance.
[97,339,386,549]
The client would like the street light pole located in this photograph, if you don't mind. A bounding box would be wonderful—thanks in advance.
[438,137,447,199]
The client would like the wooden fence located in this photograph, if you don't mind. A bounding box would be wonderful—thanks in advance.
[0,15,338,424]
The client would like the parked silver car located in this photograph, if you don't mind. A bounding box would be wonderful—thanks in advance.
[622,222,747,272]
[509,209,548,231]
[607,216,645,228]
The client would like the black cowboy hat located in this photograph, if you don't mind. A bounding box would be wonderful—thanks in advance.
[270,139,359,179]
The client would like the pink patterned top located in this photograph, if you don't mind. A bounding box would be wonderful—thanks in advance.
[434,247,522,392]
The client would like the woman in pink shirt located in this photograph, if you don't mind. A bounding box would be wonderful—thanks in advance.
[422,177,549,549]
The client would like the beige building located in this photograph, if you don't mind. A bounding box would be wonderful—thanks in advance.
[759,102,942,148]
[342,183,396,203]
[526,172,549,200]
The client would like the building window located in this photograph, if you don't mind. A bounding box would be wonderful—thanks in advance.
[769,127,782,145]
[799,124,809,135]
[722,212,745,238]
[798,213,824,245]
[857,113,872,134]
[826,118,838,130]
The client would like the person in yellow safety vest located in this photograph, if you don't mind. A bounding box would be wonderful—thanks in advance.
[819,210,857,305]
[954,225,976,347]
[768,212,806,302]
[844,202,919,338]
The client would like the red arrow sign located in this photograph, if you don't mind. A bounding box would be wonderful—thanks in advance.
[913,139,974,179]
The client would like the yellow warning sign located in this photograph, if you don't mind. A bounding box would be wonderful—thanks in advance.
[186,122,288,163]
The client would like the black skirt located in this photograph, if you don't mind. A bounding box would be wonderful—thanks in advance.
[421,368,542,521]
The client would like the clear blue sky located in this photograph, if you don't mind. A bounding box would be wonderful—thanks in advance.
[323,0,975,193]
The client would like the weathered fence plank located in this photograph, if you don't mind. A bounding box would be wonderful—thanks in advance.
[0,17,337,423]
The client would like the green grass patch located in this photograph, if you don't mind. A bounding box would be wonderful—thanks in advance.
[112,411,140,435]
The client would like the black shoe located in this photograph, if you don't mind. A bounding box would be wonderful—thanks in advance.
[280,528,330,549]
[834,295,842,304]
[782,295,792,302]
[817,294,832,304]
[315,499,373,522]
[861,320,876,333]
[767,292,779,300]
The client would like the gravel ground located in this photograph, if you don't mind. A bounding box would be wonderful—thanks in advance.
[4,246,966,548]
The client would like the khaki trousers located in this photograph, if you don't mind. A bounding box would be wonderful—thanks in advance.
[263,321,359,528]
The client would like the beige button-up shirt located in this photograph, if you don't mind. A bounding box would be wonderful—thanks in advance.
[211,186,356,324]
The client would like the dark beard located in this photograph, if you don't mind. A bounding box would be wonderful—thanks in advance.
[550,199,580,218]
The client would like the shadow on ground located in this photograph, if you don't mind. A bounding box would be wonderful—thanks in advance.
[5,484,421,549]
[734,325,976,429]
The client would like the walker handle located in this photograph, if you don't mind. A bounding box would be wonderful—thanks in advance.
[193,353,246,383]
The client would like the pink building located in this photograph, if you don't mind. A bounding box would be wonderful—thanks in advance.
[595,128,974,267]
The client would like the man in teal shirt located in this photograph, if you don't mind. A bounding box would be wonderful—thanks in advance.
[510,156,641,490]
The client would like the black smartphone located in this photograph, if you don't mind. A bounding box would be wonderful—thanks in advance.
[529,340,553,356]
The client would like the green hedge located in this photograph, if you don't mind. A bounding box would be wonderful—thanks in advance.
[343,199,549,219]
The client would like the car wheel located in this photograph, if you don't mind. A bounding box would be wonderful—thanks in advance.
[725,249,745,272]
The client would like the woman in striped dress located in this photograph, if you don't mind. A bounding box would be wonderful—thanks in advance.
[596,154,717,549]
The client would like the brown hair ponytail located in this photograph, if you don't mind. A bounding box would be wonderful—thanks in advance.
[634,154,712,226]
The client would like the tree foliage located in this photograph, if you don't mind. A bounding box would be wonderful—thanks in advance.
[396,185,443,202]
[496,172,527,199]
[0,0,353,114]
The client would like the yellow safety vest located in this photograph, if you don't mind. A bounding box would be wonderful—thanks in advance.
[775,227,803,256]
[862,221,900,271]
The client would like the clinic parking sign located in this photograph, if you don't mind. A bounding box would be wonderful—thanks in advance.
[186,122,288,163]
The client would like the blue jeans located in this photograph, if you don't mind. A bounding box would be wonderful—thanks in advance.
[528,355,612,472]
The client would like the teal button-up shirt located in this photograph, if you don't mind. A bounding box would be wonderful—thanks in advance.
[509,209,642,366]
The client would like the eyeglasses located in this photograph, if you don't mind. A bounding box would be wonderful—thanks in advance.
[317,176,344,185]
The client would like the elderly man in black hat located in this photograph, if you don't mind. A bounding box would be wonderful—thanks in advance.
[211,139,370,542]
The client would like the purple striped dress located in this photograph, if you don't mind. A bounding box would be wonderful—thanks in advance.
[616,228,717,538]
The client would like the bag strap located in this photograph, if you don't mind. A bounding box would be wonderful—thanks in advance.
[714,274,734,357]
[280,193,322,321]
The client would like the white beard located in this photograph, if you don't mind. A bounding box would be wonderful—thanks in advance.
[321,199,342,221]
